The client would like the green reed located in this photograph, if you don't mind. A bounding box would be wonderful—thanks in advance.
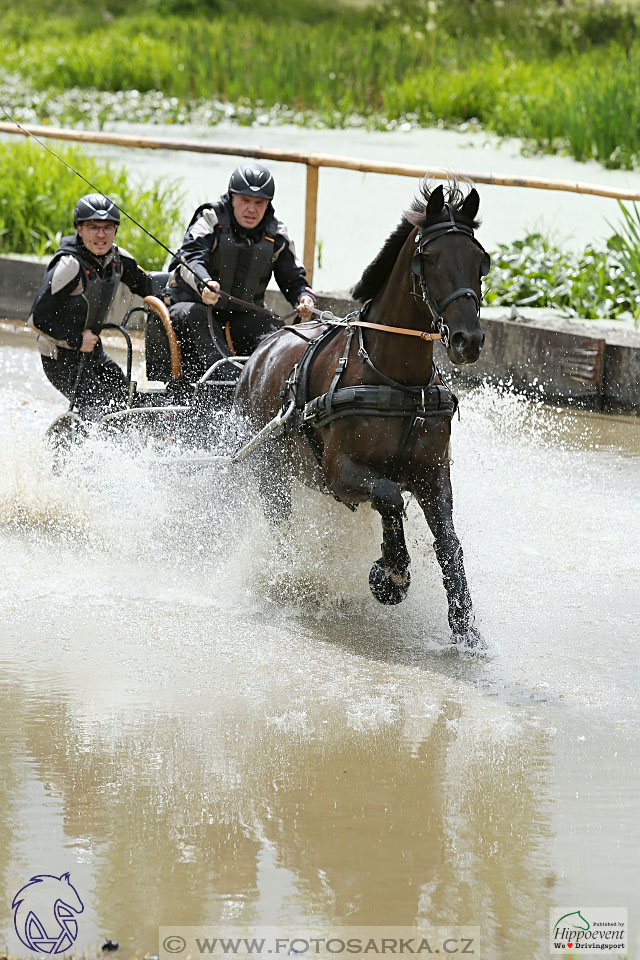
[486,228,640,325]
[0,141,183,269]
[2,3,640,167]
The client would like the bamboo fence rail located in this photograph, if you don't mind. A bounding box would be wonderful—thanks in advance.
[2,121,640,284]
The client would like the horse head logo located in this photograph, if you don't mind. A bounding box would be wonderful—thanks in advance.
[555,910,591,932]
[12,872,84,954]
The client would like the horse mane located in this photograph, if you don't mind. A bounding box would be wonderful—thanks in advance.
[352,177,480,303]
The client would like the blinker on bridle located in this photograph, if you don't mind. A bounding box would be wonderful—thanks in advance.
[410,203,491,348]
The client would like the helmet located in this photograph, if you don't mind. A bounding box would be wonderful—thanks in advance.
[228,163,275,201]
[74,193,121,226]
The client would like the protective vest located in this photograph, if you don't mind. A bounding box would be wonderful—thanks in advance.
[56,235,123,330]
[208,205,278,311]
[29,236,124,358]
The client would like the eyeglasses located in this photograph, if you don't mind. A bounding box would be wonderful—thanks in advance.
[81,222,117,234]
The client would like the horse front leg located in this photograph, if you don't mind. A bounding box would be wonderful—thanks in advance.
[368,477,412,605]
[329,459,411,606]
[414,465,483,648]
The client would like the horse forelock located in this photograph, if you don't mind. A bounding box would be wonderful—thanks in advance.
[407,176,481,230]
[352,176,480,303]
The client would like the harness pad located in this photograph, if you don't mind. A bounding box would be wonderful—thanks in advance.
[302,382,457,427]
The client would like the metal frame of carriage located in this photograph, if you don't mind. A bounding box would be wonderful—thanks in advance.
[44,282,298,468]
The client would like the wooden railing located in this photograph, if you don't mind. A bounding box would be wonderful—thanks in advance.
[3,121,640,285]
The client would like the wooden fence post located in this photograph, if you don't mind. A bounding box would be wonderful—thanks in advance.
[304,162,319,286]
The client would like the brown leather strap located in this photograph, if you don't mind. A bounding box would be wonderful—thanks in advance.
[224,320,236,355]
[285,316,441,341]
[143,295,183,379]
[348,318,441,340]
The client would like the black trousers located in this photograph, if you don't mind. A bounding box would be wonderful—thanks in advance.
[42,345,127,411]
[167,302,283,382]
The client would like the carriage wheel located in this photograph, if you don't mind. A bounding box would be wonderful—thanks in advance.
[45,412,90,474]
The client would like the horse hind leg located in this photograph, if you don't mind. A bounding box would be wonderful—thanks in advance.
[368,477,411,606]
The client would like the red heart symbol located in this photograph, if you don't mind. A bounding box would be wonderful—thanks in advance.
[568,944,573,948]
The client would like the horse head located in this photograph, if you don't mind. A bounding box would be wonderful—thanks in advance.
[555,910,591,932]
[410,183,489,365]
[352,178,490,368]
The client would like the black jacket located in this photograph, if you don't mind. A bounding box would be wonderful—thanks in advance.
[30,234,151,357]
[166,195,315,310]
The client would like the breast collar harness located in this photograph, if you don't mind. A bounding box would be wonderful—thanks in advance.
[410,204,490,349]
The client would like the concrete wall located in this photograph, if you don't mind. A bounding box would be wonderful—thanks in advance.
[2,255,638,412]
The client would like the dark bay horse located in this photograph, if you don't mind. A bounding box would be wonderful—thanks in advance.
[233,180,489,647]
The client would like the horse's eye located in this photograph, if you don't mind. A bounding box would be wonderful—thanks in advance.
[422,252,434,267]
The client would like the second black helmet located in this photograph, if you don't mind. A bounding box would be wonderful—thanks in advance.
[228,163,275,201]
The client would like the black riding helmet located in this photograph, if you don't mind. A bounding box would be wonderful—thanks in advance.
[228,163,275,201]
[74,193,121,227]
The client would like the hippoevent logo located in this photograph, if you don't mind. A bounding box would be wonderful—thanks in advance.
[549,908,627,953]
[12,872,84,954]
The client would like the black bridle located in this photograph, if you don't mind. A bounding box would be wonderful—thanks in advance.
[410,204,490,348]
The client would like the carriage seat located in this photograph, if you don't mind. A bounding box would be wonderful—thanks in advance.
[148,271,171,297]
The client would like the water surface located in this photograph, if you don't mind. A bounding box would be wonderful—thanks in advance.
[0,328,638,958]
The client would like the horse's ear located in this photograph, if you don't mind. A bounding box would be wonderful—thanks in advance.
[460,188,480,222]
[426,185,445,219]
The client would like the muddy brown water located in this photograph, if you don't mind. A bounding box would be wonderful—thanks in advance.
[0,327,639,959]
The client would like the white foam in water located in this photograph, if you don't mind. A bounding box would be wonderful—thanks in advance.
[1,337,639,732]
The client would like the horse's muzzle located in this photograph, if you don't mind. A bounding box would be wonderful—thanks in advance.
[449,329,485,364]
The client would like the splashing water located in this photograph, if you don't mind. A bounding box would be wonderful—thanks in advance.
[1,334,639,958]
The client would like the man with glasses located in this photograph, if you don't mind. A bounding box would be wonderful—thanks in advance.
[29,193,153,416]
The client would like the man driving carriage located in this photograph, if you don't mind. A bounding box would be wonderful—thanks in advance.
[29,193,154,417]
[159,162,315,383]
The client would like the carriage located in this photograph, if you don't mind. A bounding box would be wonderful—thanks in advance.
[45,180,490,648]
[44,278,248,460]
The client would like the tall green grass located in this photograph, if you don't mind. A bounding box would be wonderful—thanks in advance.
[2,4,640,167]
[0,141,183,269]
[607,202,640,305]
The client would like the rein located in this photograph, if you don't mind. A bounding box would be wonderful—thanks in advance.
[298,307,442,341]
[215,288,298,322]
[283,208,488,342]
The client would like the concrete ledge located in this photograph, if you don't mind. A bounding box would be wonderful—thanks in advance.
[0,257,47,320]
[2,255,638,412]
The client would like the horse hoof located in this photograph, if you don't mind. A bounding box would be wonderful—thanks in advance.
[451,625,486,650]
[369,559,410,606]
